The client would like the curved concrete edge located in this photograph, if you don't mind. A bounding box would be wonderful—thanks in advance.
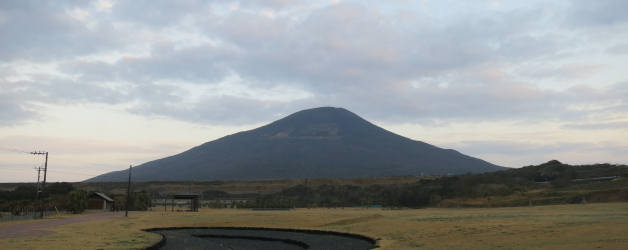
[141,229,167,250]
[141,226,378,250]
[193,234,309,249]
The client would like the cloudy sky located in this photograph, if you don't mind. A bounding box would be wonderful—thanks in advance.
[1,0,627,182]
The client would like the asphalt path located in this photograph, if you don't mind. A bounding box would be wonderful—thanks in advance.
[146,227,376,250]
[0,212,125,238]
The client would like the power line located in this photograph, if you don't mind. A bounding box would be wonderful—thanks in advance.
[0,146,30,154]
[46,169,99,177]
[0,154,115,182]
[0,168,35,172]
[0,167,99,178]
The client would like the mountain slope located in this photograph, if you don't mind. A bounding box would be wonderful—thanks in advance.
[87,107,504,181]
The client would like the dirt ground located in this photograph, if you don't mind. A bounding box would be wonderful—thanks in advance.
[0,212,125,238]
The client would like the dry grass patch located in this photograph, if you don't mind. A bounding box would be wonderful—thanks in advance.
[1,203,628,249]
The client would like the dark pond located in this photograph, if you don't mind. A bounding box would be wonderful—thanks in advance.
[144,227,376,250]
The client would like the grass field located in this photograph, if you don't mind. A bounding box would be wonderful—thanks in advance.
[2,202,628,249]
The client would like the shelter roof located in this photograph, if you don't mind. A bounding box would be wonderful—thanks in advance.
[91,192,114,202]
[173,193,200,199]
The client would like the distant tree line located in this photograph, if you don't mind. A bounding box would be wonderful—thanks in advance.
[0,182,75,215]
[3,161,626,212]
[242,161,628,208]
[0,182,152,215]
[62,190,151,214]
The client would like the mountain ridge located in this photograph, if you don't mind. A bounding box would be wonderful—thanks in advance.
[87,107,504,182]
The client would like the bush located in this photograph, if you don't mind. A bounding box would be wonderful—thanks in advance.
[67,190,88,214]
[113,191,152,211]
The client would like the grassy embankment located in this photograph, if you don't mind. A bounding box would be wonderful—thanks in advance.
[439,178,628,207]
[1,202,628,249]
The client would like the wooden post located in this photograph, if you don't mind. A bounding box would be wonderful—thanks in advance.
[39,152,48,219]
[125,165,132,217]
[30,151,48,219]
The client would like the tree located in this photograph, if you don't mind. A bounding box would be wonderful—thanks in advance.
[67,190,88,214]
[45,182,75,196]
[132,191,151,210]
[113,191,152,211]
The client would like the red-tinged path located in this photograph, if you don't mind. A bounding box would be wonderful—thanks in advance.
[0,212,126,238]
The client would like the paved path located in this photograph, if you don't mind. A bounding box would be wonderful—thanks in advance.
[148,227,376,250]
[0,212,125,238]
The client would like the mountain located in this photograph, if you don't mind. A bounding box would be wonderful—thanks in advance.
[87,107,504,182]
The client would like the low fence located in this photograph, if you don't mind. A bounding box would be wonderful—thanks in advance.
[0,210,60,222]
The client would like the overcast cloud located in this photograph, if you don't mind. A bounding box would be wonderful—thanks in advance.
[2,0,627,124]
[1,0,627,181]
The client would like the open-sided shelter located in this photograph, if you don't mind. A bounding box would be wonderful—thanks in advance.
[168,193,200,212]
[88,192,114,211]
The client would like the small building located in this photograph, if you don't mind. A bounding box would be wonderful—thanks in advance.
[87,192,114,211]
[167,193,200,212]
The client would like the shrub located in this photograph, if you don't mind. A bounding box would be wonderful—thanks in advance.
[67,190,88,214]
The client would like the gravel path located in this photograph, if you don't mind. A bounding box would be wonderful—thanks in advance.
[0,212,125,238]
[146,227,376,250]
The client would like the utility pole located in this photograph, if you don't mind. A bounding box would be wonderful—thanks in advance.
[34,167,42,199]
[125,165,132,217]
[30,151,48,219]
[30,151,48,187]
